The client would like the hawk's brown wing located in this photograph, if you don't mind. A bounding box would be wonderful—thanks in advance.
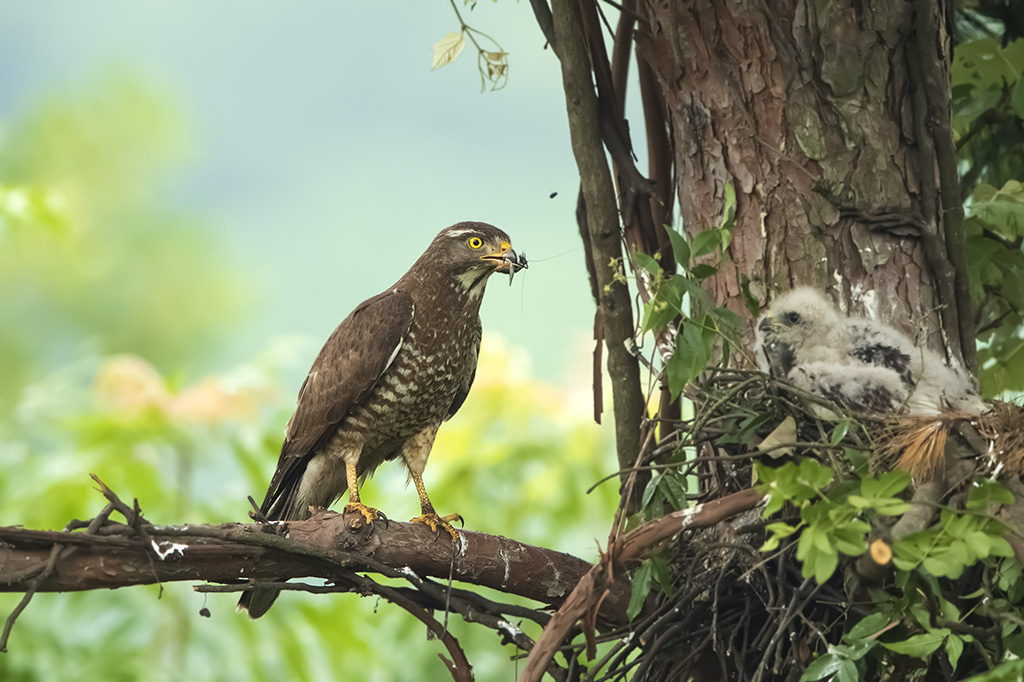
[259,289,414,518]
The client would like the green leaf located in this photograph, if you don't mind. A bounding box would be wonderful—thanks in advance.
[851,472,912,515]
[649,554,674,595]
[674,272,712,310]
[641,275,685,333]
[966,479,1015,509]
[832,522,869,556]
[1013,77,1024,119]
[990,535,1015,557]
[798,458,835,490]
[799,652,843,681]
[836,659,858,682]
[847,612,891,641]
[690,263,718,280]
[862,471,912,499]
[627,561,653,620]
[721,183,736,231]
[969,181,1024,237]
[830,418,851,445]
[845,640,876,662]
[691,228,722,258]
[946,634,964,669]
[882,630,948,658]
[964,530,992,558]
[632,251,662,276]
[809,548,839,584]
[660,472,689,511]
[664,224,690,266]
[641,471,662,510]
[761,521,798,552]
[666,322,708,398]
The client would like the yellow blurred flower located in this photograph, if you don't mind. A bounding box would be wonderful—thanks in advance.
[92,353,276,424]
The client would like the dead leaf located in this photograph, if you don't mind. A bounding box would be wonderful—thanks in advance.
[432,32,466,70]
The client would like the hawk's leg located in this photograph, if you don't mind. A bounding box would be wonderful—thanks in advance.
[341,460,387,526]
[409,471,463,542]
[402,424,461,542]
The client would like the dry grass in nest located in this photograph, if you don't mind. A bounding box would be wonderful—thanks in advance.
[976,400,1024,475]
[877,416,950,481]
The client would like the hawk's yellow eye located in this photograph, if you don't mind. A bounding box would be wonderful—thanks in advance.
[467,237,483,249]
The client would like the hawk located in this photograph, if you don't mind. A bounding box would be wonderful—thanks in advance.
[755,288,985,416]
[239,222,524,618]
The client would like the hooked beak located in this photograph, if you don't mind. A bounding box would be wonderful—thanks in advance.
[757,316,774,334]
[481,245,528,282]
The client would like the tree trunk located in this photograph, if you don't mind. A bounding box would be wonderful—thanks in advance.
[521,1,989,680]
[636,0,975,368]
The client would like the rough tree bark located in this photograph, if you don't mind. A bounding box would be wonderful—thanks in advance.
[637,0,974,367]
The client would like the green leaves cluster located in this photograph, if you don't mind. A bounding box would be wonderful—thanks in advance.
[953,38,1024,394]
[967,178,1024,394]
[800,601,969,682]
[758,459,1024,680]
[757,461,910,584]
[892,480,1014,579]
[952,38,1024,134]
[633,187,741,398]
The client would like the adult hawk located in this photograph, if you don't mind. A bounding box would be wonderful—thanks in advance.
[239,222,523,618]
[754,288,985,416]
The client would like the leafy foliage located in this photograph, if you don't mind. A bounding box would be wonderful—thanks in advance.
[954,37,1024,394]
[758,462,908,584]
[632,198,741,400]
[757,459,1024,680]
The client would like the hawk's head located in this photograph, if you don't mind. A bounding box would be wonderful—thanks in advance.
[427,222,526,294]
[757,288,841,352]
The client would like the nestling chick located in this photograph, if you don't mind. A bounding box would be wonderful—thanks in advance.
[755,288,985,416]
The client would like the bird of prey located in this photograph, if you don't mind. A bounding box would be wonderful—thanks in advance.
[754,288,985,416]
[239,222,524,618]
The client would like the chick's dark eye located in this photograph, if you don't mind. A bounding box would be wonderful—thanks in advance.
[783,311,801,325]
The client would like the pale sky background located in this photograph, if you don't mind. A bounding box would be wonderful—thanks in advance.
[0,1,609,389]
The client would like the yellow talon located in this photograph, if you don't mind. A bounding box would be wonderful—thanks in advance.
[410,512,463,542]
[343,502,388,528]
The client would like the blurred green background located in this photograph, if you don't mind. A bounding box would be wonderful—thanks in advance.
[0,3,617,680]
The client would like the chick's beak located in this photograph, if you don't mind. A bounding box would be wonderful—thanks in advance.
[758,316,774,334]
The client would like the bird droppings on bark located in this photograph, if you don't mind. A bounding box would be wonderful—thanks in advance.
[543,565,563,598]
[675,502,705,530]
[497,619,524,640]
[150,540,187,560]
[499,548,512,586]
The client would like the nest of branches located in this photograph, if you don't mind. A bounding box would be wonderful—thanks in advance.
[587,369,1024,682]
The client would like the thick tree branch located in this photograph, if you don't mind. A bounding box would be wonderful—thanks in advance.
[0,511,618,616]
[550,0,644,475]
